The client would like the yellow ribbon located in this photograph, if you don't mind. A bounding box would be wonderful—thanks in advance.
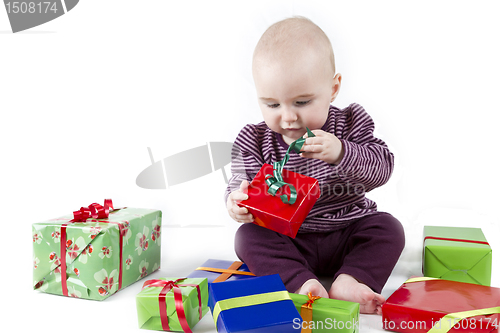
[404,277,438,283]
[403,277,500,333]
[300,292,321,333]
[212,290,290,330]
[427,307,500,333]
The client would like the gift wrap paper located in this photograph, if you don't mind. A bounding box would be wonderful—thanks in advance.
[382,277,500,333]
[209,274,301,333]
[187,259,256,306]
[289,293,360,333]
[136,278,209,331]
[423,226,492,285]
[187,259,255,283]
[237,163,320,238]
[33,207,162,300]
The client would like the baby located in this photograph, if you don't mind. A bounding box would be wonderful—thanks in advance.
[225,16,404,314]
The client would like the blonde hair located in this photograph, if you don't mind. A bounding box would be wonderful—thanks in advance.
[253,16,336,75]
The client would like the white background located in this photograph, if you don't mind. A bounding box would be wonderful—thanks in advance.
[1,1,499,332]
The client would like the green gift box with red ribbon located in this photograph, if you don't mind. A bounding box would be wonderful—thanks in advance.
[32,199,162,300]
[423,226,492,286]
[136,278,209,332]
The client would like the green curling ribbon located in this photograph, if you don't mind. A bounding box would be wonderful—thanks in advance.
[265,128,316,205]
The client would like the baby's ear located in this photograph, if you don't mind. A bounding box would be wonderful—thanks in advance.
[331,73,342,102]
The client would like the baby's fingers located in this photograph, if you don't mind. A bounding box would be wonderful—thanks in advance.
[230,206,254,223]
[230,190,249,202]
[235,212,255,223]
[239,180,250,192]
[300,142,321,153]
[232,205,249,215]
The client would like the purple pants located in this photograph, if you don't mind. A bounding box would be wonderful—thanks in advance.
[234,212,405,294]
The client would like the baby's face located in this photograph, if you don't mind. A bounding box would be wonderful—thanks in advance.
[253,51,340,145]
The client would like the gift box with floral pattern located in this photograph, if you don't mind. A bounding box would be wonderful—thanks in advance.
[32,200,162,300]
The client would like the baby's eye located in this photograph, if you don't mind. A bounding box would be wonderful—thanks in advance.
[295,100,310,106]
[267,103,280,109]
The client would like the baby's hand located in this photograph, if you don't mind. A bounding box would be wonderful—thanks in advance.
[300,129,344,165]
[226,180,254,223]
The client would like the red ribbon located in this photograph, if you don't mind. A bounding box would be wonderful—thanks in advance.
[422,235,490,275]
[72,199,113,222]
[142,278,203,333]
[424,236,489,246]
[60,199,124,297]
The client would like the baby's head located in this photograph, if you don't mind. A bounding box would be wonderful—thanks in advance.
[252,17,341,144]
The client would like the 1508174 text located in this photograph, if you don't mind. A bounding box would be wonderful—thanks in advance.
[5,2,58,14]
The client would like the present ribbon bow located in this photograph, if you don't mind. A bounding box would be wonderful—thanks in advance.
[72,199,114,222]
[142,278,203,333]
[300,292,321,333]
[59,199,126,298]
[303,292,321,308]
[265,128,315,205]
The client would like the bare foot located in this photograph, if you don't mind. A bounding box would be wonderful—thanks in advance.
[329,274,385,314]
[295,279,329,298]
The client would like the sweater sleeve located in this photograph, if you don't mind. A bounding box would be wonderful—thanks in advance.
[224,124,265,202]
[333,104,394,192]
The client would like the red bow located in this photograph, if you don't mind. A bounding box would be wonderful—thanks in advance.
[72,199,114,222]
[142,278,203,333]
[60,199,124,297]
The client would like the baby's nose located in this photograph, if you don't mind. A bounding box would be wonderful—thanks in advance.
[281,107,298,122]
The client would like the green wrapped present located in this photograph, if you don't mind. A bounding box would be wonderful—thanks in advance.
[136,278,209,332]
[289,293,359,333]
[32,199,162,300]
[423,226,492,286]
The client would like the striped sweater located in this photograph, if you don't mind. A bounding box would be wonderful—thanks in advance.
[225,103,394,232]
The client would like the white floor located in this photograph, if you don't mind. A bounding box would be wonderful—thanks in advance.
[22,209,500,333]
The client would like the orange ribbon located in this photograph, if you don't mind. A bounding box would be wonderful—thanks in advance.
[300,292,321,333]
[195,261,255,282]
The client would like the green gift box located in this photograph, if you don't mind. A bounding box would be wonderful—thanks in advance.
[136,277,209,332]
[289,293,359,333]
[32,200,162,300]
[423,225,492,286]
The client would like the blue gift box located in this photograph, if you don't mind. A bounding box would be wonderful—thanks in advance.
[209,274,301,333]
[187,259,256,307]
[186,259,255,283]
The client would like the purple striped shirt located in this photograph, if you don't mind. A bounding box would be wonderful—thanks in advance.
[225,103,394,232]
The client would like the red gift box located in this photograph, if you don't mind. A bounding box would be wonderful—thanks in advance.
[382,277,500,333]
[237,163,320,238]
